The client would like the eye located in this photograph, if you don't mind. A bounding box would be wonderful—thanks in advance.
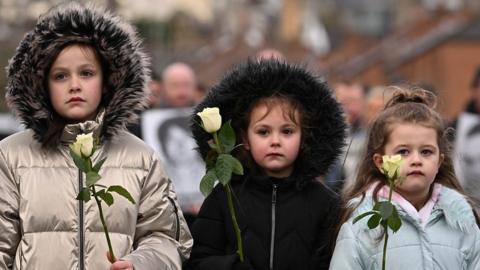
[282,128,295,135]
[255,129,269,136]
[81,70,95,77]
[396,149,409,156]
[53,73,67,81]
[421,149,434,156]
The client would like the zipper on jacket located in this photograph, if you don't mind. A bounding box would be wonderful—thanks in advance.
[167,197,180,241]
[78,169,85,270]
[269,184,278,270]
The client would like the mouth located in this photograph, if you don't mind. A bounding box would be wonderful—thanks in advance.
[67,97,85,103]
[407,171,424,176]
[266,153,283,158]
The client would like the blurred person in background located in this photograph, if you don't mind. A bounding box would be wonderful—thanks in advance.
[325,81,367,193]
[194,83,208,105]
[128,73,162,138]
[147,73,163,108]
[453,65,480,208]
[157,116,205,225]
[362,85,395,127]
[256,48,286,61]
[160,62,197,108]
[334,81,366,130]
[140,62,204,228]
[457,123,480,207]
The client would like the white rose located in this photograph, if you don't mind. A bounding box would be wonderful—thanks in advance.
[70,133,95,158]
[382,154,403,179]
[197,107,222,133]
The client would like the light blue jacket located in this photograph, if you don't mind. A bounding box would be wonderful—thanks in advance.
[330,186,480,270]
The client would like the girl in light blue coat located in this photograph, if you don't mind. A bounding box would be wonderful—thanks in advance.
[330,87,480,270]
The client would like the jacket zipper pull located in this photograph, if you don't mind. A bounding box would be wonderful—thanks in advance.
[270,184,278,270]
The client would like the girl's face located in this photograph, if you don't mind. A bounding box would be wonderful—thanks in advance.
[244,102,301,178]
[374,123,444,208]
[48,44,103,123]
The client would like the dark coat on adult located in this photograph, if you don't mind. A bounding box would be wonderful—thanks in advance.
[186,60,347,270]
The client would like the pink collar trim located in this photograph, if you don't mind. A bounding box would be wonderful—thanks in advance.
[366,182,442,228]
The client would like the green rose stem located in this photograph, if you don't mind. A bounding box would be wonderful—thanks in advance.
[213,132,221,154]
[71,133,136,265]
[91,185,116,262]
[225,184,244,261]
[353,155,403,270]
[382,177,395,270]
[198,108,245,262]
[213,132,244,261]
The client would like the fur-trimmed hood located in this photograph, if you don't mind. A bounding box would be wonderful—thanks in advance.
[191,59,347,185]
[5,2,149,142]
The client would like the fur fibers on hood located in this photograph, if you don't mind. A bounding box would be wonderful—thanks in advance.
[5,2,149,142]
[191,59,347,187]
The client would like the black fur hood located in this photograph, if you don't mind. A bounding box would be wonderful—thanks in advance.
[5,2,149,142]
[191,60,347,185]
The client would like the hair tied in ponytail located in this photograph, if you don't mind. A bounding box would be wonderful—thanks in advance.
[384,86,437,110]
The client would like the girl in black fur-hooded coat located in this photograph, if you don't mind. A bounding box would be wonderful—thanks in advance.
[1,3,192,270]
[186,59,347,270]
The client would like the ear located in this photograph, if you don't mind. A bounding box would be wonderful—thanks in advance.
[242,132,250,150]
[373,153,383,172]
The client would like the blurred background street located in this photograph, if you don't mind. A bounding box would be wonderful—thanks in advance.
[2,0,480,212]
[0,0,479,120]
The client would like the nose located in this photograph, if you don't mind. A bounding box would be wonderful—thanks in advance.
[270,132,280,147]
[69,75,81,93]
[410,152,422,166]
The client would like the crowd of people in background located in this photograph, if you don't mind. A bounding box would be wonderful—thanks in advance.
[128,61,205,227]
[452,66,480,208]
[1,3,480,269]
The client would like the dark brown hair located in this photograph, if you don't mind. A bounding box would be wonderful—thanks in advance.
[42,42,109,149]
[234,95,309,178]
